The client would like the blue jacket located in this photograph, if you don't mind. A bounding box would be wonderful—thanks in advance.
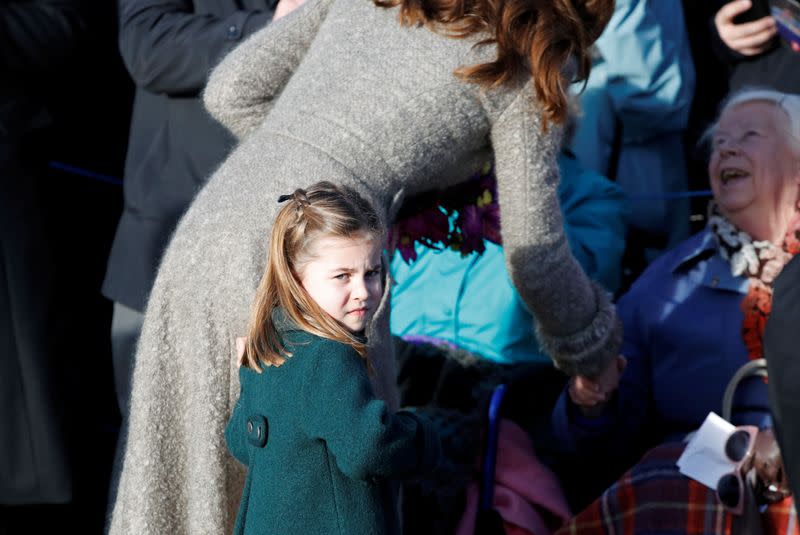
[552,229,772,461]
[390,154,628,364]
[569,0,695,245]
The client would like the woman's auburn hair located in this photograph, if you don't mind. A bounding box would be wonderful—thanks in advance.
[374,0,614,127]
[242,182,384,373]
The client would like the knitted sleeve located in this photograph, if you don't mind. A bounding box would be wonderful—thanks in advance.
[203,0,335,140]
[486,82,622,377]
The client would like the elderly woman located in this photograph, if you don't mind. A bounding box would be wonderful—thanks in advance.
[552,88,800,534]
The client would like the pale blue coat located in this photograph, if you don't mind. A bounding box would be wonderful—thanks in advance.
[569,0,695,251]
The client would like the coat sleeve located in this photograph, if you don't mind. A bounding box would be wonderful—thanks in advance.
[300,342,441,481]
[486,84,622,378]
[118,0,276,96]
[203,0,334,139]
[0,0,88,75]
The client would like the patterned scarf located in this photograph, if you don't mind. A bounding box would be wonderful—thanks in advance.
[708,203,800,362]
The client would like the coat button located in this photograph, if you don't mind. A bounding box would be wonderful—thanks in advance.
[226,24,241,40]
[246,415,268,448]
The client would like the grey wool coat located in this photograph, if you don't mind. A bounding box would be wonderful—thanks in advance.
[109,0,622,532]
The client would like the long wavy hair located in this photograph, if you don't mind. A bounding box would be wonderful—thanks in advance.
[374,0,614,127]
[242,182,384,372]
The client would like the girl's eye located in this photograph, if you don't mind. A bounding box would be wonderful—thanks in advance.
[743,130,759,138]
[334,273,349,280]
[366,269,381,278]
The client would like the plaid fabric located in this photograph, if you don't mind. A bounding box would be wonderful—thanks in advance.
[555,443,798,535]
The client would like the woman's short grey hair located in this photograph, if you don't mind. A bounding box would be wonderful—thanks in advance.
[706,87,800,156]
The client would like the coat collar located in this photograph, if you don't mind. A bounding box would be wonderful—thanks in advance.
[271,307,367,343]
[670,229,749,294]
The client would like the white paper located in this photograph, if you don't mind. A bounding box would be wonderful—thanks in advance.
[677,412,739,490]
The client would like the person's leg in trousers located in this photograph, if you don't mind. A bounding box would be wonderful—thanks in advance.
[105,302,144,530]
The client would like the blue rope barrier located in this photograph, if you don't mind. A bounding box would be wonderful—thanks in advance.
[49,161,123,186]
[627,189,712,201]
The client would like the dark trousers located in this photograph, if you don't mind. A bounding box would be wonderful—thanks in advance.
[105,302,144,531]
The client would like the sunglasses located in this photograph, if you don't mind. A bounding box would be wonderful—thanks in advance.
[716,425,758,515]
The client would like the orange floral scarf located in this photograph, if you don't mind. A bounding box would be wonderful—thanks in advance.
[708,203,800,363]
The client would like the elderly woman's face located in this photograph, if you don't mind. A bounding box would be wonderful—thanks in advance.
[708,101,799,222]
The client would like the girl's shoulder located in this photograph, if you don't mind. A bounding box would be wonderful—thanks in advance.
[292,333,371,386]
[239,333,360,393]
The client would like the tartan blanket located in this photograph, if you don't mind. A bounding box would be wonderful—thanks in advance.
[555,443,798,535]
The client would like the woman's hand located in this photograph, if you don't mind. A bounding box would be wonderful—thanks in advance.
[273,0,308,20]
[569,355,627,417]
[715,0,777,56]
[752,428,793,503]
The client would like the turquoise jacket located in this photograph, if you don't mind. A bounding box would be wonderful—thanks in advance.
[390,154,628,364]
[569,0,695,247]
[226,317,441,535]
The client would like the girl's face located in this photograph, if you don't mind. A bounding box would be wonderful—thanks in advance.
[299,234,383,333]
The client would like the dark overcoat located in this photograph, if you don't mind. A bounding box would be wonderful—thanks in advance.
[102,0,278,312]
[765,255,800,501]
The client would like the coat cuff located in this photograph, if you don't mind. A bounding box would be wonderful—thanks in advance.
[535,281,622,377]
[411,411,442,474]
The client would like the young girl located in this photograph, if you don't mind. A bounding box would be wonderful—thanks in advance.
[225,181,441,535]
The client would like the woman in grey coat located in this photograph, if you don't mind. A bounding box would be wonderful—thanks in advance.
[110,0,622,532]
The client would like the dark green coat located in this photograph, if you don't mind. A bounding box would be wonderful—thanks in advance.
[225,323,441,535]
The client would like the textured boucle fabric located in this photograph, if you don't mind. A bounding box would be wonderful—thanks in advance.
[110,0,621,532]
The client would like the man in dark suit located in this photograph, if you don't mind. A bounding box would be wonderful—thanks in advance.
[765,254,800,506]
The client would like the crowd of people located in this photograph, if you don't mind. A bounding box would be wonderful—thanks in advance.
[2,0,800,534]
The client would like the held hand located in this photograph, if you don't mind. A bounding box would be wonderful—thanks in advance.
[273,0,308,20]
[569,355,627,416]
[715,0,777,56]
[752,428,792,502]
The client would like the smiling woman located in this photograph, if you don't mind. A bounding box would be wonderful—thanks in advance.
[707,90,800,245]
[552,88,800,534]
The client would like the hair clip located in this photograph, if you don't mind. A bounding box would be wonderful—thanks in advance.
[277,194,292,204]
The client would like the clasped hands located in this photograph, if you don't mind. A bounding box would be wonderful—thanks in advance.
[568,354,626,417]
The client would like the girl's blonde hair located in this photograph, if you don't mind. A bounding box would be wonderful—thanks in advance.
[243,181,384,372]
